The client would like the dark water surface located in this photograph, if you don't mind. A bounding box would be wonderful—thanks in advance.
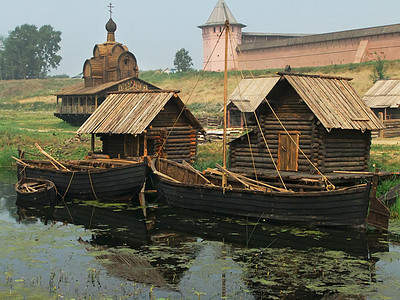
[1,171,400,299]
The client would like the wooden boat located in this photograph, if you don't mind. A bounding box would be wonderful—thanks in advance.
[150,20,385,230]
[151,158,371,228]
[16,158,148,201]
[15,177,57,205]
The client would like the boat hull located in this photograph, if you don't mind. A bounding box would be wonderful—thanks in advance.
[15,178,57,205]
[17,161,148,201]
[152,175,370,228]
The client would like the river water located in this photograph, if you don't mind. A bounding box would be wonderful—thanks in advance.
[1,170,400,299]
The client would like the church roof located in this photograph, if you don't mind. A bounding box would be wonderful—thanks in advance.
[56,77,159,96]
[198,0,245,28]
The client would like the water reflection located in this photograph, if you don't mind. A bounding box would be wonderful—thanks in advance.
[1,179,400,299]
[13,196,390,299]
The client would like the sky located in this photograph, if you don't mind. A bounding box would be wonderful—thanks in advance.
[1,0,400,77]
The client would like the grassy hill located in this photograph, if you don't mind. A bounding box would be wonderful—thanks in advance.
[1,60,400,115]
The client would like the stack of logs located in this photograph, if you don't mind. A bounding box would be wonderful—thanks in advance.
[372,119,400,138]
[150,126,198,164]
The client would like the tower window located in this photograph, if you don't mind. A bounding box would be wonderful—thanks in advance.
[214,27,216,33]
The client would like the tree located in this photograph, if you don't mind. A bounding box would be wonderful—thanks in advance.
[370,52,389,83]
[174,48,193,72]
[0,24,61,79]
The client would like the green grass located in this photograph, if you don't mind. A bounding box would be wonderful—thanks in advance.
[370,144,400,172]
[0,78,81,104]
[391,197,400,218]
[0,109,85,167]
[193,142,224,171]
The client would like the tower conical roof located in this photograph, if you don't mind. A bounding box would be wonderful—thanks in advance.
[198,0,245,28]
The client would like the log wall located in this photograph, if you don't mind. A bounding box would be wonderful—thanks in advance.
[100,100,199,163]
[229,85,371,174]
[321,129,371,173]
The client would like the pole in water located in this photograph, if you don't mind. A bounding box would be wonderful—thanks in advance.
[222,20,229,188]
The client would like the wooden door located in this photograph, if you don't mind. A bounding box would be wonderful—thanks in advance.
[278,132,299,171]
[124,135,139,157]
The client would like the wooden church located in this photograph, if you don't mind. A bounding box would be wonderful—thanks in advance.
[229,73,384,176]
[54,14,158,125]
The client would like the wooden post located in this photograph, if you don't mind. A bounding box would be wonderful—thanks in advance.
[95,95,98,109]
[370,168,379,200]
[143,131,148,157]
[222,20,229,188]
[91,134,95,153]
[378,112,384,138]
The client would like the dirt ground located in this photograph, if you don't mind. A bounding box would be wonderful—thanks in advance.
[372,137,400,145]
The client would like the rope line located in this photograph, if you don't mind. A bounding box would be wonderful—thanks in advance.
[231,30,335,190]
[88,171,99,201]
[157,27,226,156]
[227,27,287,190]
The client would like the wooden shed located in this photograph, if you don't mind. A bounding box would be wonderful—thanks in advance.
[77,90,205,163]
[227,77,279,128]
[363,79,400,137]
[54,17,158,125]
[229,73,384,175]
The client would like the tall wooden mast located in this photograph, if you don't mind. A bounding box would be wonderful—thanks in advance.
[222,20,229,188]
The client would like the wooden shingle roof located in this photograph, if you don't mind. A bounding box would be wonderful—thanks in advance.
[228,77,280,112]
[77,90,203,135]
[363,79,400,108]
[281,73,384,131]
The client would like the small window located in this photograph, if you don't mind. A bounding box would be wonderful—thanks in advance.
[213,27,216,33]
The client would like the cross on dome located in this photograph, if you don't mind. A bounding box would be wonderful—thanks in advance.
[108,3,114,19]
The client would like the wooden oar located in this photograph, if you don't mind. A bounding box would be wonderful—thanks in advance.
[12,156,32,168]
[35,143,70,171]
[182,160,215,186]
[211,165,288,192]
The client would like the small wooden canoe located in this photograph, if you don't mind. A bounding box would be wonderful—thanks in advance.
[16,158,148,201]
[15,178,57,205]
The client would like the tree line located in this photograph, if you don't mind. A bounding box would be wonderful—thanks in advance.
[0,24,62,80]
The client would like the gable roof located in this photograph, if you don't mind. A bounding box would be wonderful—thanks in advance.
[280,73,384,131]
[228,77,280,112]
[198,0,245,28]
[363,79,400,108]
[56,77,159,96]
[229,74,384,131]
[77,90,204,135]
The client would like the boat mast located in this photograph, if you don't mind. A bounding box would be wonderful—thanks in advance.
[222,20,229,188]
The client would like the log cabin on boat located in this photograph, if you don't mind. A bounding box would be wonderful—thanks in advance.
[229,73,385,177]
[77,90,205,164]
[54,16,158,125]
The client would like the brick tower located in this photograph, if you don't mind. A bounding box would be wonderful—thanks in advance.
[198,0,246,71]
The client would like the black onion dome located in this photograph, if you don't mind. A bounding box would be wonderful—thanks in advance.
[106,18,117,33]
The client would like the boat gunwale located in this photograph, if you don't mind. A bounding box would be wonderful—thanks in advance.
[17,159,147,175]
[151,158,370,196]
